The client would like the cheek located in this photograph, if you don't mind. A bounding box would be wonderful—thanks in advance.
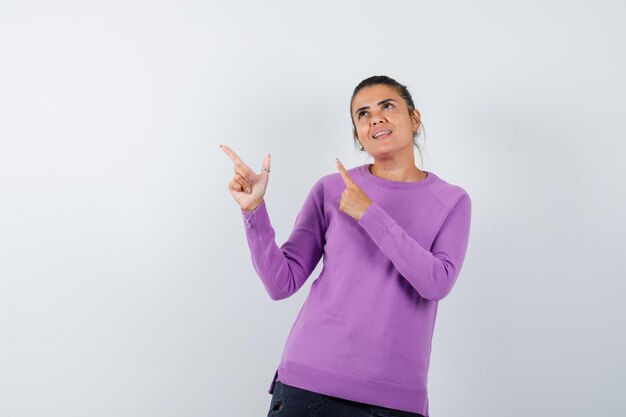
[395,117,412,131]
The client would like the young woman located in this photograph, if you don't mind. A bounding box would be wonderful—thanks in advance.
[220,75,472,417]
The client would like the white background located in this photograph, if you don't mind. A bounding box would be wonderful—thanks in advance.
[1,1,625,416]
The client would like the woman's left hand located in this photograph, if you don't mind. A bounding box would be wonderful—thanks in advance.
[336,158,373,221]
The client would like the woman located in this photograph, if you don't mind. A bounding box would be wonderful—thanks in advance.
[220,75,472,417]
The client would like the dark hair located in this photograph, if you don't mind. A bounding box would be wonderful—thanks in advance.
[350,75,426,166]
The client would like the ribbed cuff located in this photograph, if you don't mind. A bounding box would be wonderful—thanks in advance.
[241,200,269,237]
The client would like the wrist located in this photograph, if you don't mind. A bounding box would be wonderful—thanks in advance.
[243,200,263,212]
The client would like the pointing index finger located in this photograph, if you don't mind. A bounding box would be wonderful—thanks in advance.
[219,144,244,164]
[335,158,356,188]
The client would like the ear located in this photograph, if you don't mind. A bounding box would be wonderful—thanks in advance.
[411,108,421,131]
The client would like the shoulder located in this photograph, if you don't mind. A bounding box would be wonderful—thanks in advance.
[302,169,344,200]
[311,165,362,189]
[299,166,362,208]
[426,172,472,212]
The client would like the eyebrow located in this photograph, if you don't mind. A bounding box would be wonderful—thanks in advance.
[354,98,398,116]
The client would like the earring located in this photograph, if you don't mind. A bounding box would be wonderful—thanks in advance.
[358,143,365,151]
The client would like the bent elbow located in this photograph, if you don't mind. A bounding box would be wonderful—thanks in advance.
[268,289,290,301]
[421,285,454,302]
[265,284,292,301]
[420,263,459,301]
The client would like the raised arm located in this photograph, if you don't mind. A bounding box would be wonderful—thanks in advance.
[241,179,327,300]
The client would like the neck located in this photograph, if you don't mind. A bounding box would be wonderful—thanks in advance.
[369,162,426,183]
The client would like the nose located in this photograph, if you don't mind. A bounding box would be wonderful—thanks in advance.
[370,110,386,125]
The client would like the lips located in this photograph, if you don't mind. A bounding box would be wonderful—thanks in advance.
[370,126,391,139]
[372,129,392,140]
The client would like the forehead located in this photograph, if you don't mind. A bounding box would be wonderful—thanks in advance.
[352,84,403,109]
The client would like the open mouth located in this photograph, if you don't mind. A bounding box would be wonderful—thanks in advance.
[372,130,392,140]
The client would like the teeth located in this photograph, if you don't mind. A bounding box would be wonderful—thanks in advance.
[374,131,391,138]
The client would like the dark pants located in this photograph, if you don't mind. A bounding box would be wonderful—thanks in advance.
[267,380,426,417]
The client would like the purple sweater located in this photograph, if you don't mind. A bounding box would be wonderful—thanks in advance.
[241,163,471,416]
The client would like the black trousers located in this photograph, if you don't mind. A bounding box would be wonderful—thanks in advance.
[267,380,426,417]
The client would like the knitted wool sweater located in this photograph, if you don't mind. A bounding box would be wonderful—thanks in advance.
[241,163,472,416]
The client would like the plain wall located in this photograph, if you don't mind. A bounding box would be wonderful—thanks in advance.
[0,1,625,416]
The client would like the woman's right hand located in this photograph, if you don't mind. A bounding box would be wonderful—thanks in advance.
[220,144,271,212]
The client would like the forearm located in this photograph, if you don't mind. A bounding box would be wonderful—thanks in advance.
[241,199,324,300]
[357,199,471,301]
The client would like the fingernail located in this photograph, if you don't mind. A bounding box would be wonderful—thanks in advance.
[246,187,251,193]
[335,157,340,165]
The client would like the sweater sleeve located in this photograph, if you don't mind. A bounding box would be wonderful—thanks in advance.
[357,193,472,301]
[240,179,326,301]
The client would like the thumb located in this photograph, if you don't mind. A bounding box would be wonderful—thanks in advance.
[259,153,271,179]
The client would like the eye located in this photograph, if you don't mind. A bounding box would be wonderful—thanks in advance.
[357,111,367,120]
[383,102,394,109]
